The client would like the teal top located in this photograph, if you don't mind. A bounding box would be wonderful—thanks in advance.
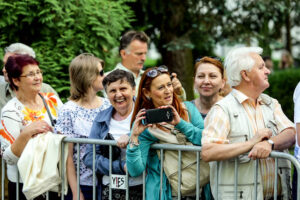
[126,101,204,200]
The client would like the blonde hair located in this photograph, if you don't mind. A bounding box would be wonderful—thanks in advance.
[69,53,104,101]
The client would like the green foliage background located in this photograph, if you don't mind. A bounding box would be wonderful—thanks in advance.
[0,0,134,102]
[265,69,300,121]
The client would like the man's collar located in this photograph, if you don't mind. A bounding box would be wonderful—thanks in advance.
[115,63,144,78]
[231,89,264,105]
[4,82,13,97]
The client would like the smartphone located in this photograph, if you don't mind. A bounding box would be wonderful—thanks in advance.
[142,108,173,125]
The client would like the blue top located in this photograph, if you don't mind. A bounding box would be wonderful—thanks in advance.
[126,101,204,200]
[83,106,126,176]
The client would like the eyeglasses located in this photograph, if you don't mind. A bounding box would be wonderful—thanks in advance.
[99,69,104,76]
[146,65,168,78]
[20,70,43,78]
[195,56,222,63]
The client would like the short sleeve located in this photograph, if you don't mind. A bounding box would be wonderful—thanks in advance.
[272,99,294,132]
[201,105,230,144]
[54,105,74,137]
[0,107,22,163]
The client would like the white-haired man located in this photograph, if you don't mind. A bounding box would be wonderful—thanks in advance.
[201,47,295,200]
[0,43,58,113]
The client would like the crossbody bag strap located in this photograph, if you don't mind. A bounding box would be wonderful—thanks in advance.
[38,93,55,126]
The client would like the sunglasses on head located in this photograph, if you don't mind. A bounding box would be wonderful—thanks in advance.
[99,69,104,76]
[195,56,222,63]
[146,65,169,78]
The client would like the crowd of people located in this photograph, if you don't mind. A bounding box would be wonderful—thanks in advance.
[0,30,298,200]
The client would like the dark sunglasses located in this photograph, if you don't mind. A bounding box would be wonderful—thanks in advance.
[195,56,222,63]
[99,69,104,76]
[146,65,168,78]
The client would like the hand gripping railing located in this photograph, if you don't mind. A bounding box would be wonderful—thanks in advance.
[1,138,300,200]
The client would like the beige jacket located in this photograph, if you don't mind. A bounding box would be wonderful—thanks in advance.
[210,93,291,200]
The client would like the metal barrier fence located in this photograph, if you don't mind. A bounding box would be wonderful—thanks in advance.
[1,137,300,200]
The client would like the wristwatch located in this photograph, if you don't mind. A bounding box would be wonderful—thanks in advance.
[267,139,274,150]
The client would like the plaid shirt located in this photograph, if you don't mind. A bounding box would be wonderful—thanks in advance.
[202,89,294,198]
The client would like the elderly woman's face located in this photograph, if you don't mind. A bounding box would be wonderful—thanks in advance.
[145,74,173,108]
[106,79,135,116]
[15,64,42,92]
[194,63,224,98]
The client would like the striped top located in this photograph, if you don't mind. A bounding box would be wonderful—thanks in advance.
[202,89,294,198]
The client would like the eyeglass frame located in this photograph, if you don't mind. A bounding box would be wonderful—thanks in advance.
[99,69,104,76]
[19,70,43,78]
[146,65,169,78]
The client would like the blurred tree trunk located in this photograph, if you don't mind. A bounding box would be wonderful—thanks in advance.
[160,37,194,100]
[155,0,195,100]
[285,0,292,53]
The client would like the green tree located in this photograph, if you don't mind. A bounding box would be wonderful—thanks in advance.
[131,0,299,99]
[0,0,134,101]
[131,0,229,100]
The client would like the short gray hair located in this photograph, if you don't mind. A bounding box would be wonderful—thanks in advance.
[224,47,263,87]
[4,43,36,58]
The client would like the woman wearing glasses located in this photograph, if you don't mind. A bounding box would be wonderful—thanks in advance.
[55,53,110,200]
[126,66,204,199]
[0,54,62,200]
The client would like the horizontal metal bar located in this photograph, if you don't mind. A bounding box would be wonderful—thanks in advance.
[62,138,202,151]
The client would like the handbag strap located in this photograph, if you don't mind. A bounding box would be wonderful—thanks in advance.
[38,93,55,126]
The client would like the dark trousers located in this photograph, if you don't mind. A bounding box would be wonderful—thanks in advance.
[293,169,298,200]
[65,185,101,200]
[101,184,143,200]
[8,181,60,200]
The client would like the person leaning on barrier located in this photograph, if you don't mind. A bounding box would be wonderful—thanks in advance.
[201,47,296,200]
[126,66,205,199]
[106,30,186,100]
[0,43,58,114]
[0,55,63,200]
[83,69,143,200]
[54,53,110,200]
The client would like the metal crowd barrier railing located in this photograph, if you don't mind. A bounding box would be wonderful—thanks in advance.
[1,137,300,200]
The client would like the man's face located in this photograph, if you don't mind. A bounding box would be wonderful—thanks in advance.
[247,53,271,92]
[2,52,14,82]
[121,40,148,74]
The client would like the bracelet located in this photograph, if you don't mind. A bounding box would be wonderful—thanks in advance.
[129,138,140,147]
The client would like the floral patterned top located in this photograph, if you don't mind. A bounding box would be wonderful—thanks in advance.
[55,98,110,186]
[0,93,63,182]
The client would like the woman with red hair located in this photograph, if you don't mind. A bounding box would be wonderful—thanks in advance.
[126,66,204,199]
[0,54,62,200]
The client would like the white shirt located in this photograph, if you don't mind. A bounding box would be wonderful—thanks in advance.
[0,76,5,83]
[102,108,143,186]
[0,94,63,182]
[294,82,300,161]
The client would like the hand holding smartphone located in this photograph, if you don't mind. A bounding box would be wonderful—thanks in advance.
[142,108,173,125]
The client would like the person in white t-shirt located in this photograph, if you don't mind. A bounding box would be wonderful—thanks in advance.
[293,82,300,199]
[84,69,143,199]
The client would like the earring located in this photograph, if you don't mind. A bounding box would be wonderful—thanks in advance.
[146,96,151,101]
